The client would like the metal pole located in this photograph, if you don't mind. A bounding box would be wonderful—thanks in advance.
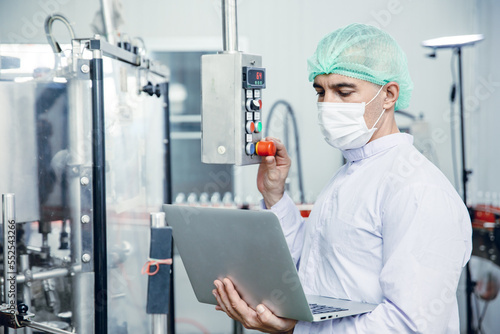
[21,321,74,334]
[67,72,95,334]
[162,82,173,207]
[20,255,33,334]
[3,194,16,334]
[161,82,175,334]
[91,48,109,334]
[457,47,469,205]
[0,267,71,285]
[221,0,238,52]
[100,0,116,45]
[456,46,475,334]
[151,213,168,334]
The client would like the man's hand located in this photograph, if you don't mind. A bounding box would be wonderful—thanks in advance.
[213,278,297,334]
[257,137,291,209]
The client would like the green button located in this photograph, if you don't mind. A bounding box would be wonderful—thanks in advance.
[256,122,262,133]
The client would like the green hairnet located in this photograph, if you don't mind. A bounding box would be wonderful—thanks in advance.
[308,23,413,111]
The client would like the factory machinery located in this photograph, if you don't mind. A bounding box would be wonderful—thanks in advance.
[0,0,281,332]
[0,14,173,334]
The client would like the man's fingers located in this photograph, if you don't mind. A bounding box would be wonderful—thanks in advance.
[214,278,264,330]
[215,280,234,313]
[264,136,281,143]
[256,304,296,332]
[215,279,249,321]
[265,137,287,157]
[223,278,250,313]
[212,287,229,314]
[255,304,280,328]
[264,155,276,167]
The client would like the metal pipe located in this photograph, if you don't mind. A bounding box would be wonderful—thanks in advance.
[162,82,173,207]
[21,321,74,334]
[67,67,95,334]
[150,213,167,334]
[0,267,74,285]
[161,82,175,334]
[151,212,165,229]
[72,273,95,334]
[3,193,16,333]
[20,255,32,334]
[100,0,116,45]
[457,46,473,334]
[91,48,109,334]
[457,47,468,205]
[152,316,167,334]
[221,0,238,52]
[68,80,83,267]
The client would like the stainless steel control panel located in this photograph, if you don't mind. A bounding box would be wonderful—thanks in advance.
[201,52,265,165]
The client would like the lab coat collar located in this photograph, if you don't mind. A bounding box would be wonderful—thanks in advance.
[341,133,414,162]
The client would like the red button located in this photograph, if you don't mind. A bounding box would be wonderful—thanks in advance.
[255,141,276,156]
[246,121,255,133]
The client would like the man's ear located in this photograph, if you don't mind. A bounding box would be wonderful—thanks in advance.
[383,81,400,110]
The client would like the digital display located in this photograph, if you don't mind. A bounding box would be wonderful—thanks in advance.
[248,69,265,86]
[243,67,266,88]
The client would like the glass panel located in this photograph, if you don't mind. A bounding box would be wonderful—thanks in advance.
[151,51,233,204]
[102,56,167,333]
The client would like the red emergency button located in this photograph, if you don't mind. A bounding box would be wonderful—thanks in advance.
[255,141,276,156]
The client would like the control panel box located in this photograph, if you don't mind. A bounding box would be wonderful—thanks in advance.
[201,53,265,165]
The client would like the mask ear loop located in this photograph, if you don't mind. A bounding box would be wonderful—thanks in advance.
[370,109,386,130]
[366,84,386,106]
[366,84,387,130]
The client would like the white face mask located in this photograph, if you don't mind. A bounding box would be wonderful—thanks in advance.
[317,85,386,150]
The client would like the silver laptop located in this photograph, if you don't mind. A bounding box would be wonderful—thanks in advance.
[163,204,377,322]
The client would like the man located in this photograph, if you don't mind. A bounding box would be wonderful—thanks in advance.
[213,23,472,333]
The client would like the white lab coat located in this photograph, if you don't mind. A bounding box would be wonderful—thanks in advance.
[268,133,472,333]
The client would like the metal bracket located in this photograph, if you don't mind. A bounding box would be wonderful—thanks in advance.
[79,167,93,272]
[77,59,91,80]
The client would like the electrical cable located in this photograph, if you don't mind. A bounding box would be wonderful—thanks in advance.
[266,100,305,203]
[473,292,481,333]
[44,14,76,72]
[450,50,461,192]
[44,14,75,54]
[141,258,173,276]
[477,300,489,334]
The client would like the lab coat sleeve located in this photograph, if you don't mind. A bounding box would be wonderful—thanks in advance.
[263,192,306,267]
[294,184,472,333]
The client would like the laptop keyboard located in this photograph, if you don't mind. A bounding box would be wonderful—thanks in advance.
[309,303,348,314]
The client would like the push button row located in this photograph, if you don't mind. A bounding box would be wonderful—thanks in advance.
[245,121,262,134]
[245,141,276,156]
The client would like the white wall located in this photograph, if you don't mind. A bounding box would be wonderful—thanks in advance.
[129,0,480,204]
[472,0,500,201]
[1,0,489,203]
[132,0,479,203]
